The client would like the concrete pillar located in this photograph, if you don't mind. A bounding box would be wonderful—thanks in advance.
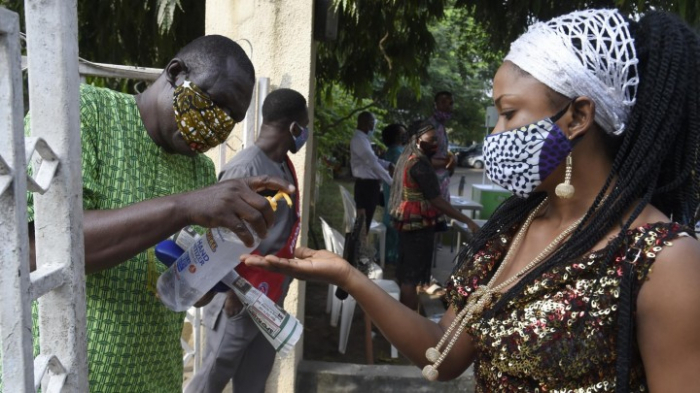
[205,1,316,391]
[23,0,89,390]
[0,8,35,391]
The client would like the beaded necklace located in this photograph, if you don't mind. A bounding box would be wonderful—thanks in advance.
[422,196,597,381]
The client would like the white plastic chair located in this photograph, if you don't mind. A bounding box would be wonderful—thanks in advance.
[320,216,336,253]
[319,217,397,358]
[449,220,471,253]
[319,217,350,324]
[338,185,387,268]
[320,217,339,314]
[321,219,382,325]
[182,307,202,373]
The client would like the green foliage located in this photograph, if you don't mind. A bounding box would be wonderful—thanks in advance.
[320,0,700,99]
[317,0,446,102]
[316,0,700,153]
[456,0,700,51]
[314,85,381,178]
[4,0,696,159]
[314,4,498,172]
[0,0,204,93]
[387,6,498,145]
[157,0,183,34]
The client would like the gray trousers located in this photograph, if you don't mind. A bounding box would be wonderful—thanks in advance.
[184,294,276,393]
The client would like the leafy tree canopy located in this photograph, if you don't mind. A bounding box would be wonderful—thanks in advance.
[3,0,696,168]
[312,0,699,169]
[324,0,699,100]
[386,6,500,145]
[314,4,498,174]
[317,0,446,102]
[1,0,204,67]
[457,0,700,51]
[0,0,204,91]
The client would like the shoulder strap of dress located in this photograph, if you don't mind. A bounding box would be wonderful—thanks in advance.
[630,222,692,284]
[615,222,692,391]
[615,229,650,391]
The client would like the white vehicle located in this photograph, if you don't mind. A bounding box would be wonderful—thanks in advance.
[467,154,484,169]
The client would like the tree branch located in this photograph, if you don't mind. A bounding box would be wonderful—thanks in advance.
[325,101,380,130]
[379,31,392,70]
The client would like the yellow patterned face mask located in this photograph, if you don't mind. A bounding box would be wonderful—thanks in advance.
[173,80,236,153]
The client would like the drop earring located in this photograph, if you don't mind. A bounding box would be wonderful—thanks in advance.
[555,153,575,199]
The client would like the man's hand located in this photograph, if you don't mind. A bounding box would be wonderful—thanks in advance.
[194,291,217,308]
[178,175,295,247]
[79,175,294,274]
[223,289,244,317]
[192,289,244,316]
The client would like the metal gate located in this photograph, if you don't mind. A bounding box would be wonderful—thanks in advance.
[0,1,88,391]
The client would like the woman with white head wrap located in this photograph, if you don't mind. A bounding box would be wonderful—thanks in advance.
[243,9,700,392]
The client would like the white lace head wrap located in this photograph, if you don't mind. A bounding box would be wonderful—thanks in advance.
[504,9,639,135]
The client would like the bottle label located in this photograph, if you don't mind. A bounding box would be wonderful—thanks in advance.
[206,229,218,252]
[220,270,302,356]
[176,250,192,273]
[174,226,199,251]
[191,237,210,266]
[176,228,244,289]
[249,298,288,339]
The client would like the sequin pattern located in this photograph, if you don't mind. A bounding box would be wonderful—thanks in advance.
[445,222,688,392]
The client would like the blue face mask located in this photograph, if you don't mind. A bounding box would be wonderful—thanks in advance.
[291,123,309,153]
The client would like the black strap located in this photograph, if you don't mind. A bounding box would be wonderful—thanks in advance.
[614,235,647,392]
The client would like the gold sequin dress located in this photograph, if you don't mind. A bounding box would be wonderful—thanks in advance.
[445,222,689,392]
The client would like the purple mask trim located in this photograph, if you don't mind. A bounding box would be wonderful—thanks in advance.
[538,124,572,181]
[433,110,452,123]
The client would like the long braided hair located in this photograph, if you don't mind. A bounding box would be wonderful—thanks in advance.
[388,121,434,218]
[453,10,699,389]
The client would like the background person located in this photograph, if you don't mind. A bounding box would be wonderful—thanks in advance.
[389,121,479,312]
[380,123,407,265]
[185,88,309,393]
[242,9,700,391]
[350,111,392,232]
[428,91,456,202]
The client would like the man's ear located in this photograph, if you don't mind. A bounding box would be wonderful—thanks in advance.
[164,58,188,87]
[289,121,299,137]
[567,96,596,140]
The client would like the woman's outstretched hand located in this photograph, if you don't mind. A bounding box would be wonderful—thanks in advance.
[240,247,354,288]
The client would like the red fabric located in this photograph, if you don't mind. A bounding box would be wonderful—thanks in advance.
[393,155,444,231]
[234,157,300,302]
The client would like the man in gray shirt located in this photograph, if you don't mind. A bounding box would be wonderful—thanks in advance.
[185,88,309,393]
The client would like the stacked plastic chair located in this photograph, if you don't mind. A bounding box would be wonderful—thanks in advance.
[319,217,399,358]
[338,185,387,268]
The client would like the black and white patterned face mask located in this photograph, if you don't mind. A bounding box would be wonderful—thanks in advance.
[483,104,573,198]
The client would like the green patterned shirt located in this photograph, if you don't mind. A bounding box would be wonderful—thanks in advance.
[27,85,215,392]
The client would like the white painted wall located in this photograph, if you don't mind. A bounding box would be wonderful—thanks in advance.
[204,1,316,391]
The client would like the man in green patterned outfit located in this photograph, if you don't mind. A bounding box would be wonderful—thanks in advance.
[25,35,294,392]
